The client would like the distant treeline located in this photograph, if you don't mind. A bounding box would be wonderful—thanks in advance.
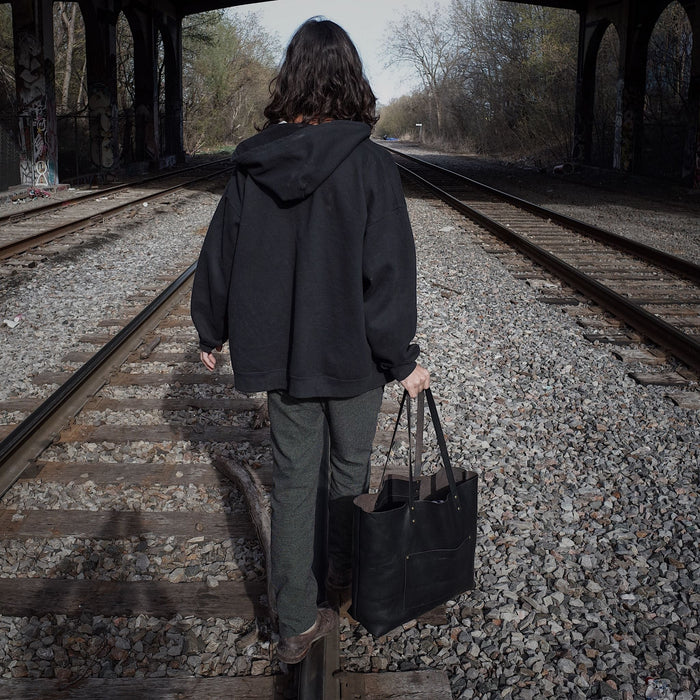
[0,5,278,156]
[0,1,691,166]
[376,0,691,167]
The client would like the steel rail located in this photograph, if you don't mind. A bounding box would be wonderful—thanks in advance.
[0,167,233,261]
[386,147,700,283]
[396,162,700,373]
[0,157,232,227]
[0,263,196,499]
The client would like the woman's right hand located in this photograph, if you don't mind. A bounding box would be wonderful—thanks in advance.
[400,364,430,398]
[200,346,222,372]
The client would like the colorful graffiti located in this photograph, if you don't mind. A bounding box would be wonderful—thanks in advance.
[15,31,58,186]
[614,81,641,174]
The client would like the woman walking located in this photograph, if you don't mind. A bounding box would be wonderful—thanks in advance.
[191,17,429,664]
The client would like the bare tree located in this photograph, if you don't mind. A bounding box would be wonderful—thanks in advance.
[644,0,692,177]
[53,2,87,115]
[58,3,78,112]
[0,5,14,112]
[383,4,462,136]
[646,1,692,121]
[116,12,135,111]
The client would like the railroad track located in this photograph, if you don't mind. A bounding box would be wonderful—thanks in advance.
[0,264,450,697]
[0,160,233,264]
[386,148,700,384]
[9,146,692,695]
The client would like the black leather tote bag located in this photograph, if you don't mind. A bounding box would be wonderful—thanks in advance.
[350,388,477,636]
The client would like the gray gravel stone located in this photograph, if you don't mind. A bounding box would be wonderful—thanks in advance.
[1,153,698,696]
[339,178,699,699]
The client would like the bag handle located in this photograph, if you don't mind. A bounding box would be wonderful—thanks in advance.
[423,388,460,505]
[378,389,410,490]
[380,388,460,510]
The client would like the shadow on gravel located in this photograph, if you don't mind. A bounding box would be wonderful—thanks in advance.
[0,230,122,298]
[163,355,296,696]
[8,509,188,695]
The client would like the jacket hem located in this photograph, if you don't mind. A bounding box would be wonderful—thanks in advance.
[234,369,388,399]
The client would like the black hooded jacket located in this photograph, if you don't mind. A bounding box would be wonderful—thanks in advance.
[190,120,419,398]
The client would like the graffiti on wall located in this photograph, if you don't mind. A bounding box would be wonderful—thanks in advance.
[619,106,636,172]
[16,32,57,186]
[88,84,116,169]
[614,80,641,173]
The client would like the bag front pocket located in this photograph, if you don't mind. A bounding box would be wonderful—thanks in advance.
[403,532,476,611]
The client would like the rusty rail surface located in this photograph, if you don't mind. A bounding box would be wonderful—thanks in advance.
[388,148,700,373]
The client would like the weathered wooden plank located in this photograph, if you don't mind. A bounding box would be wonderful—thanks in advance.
[0,423,18,439]
[77,333,115,344]
[0,578,267,617]
[338,669,453,699]
[57,424,271,444]
[538,296,580,306]
[583,331,641,345]
[629,371,689,386]
[576,317,622,329]
[612,348,667,365]
[26,460,228,486]
[0,508,255,539]
[0,398,43,412]
[30,371,77,385]
[87,396,264,412]
[0,678,277,700]
[666,392,700,409]
[109,372,238,386]
[31,372,239,386]
[663,315,700,327]
[97,317,193,329]
[642,305,700,315]
[84,397,398,414]
[628,297,700,305]
[62,350,104,363]
[57,424,400,448]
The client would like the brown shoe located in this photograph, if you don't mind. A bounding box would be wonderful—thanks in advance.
[276,608,338,664]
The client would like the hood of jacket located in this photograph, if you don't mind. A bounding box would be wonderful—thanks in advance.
[232,120,371,202]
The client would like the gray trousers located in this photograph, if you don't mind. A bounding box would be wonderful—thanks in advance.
[267,387,383,638]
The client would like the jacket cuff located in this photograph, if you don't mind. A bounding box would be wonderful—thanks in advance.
[199,341,217,353]
[390,361,417,382]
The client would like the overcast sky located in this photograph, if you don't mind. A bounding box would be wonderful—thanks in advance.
[229,0,449,104]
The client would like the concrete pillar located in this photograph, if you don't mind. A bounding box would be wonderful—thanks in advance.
[160,15,184,163]
[12,0,58,186]
[572,12,610,164]
[83,1,120,172]
[681,0,700,187]
[613,6,649,173]
[128,8,160,166]
[572,9,590,163]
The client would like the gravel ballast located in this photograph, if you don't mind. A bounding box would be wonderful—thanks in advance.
[0,186,219,402]
[0,159,698,698]
[339,189,699,699]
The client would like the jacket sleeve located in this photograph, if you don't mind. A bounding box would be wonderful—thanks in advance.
[190,176,242,353]
[362,166,419,381]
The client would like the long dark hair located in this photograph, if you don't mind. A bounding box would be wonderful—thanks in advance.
[263,18,378,128]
